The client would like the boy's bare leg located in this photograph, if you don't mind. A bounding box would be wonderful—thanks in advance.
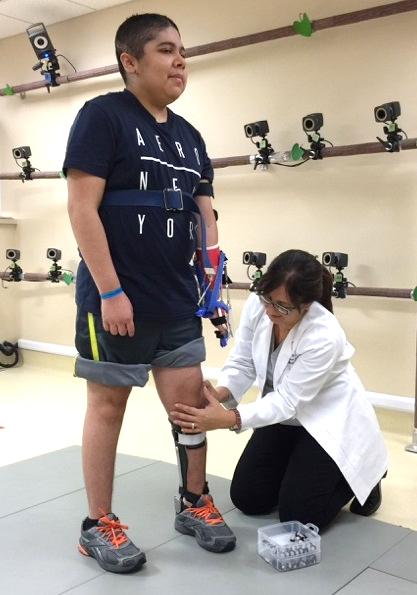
[82,380,131,518]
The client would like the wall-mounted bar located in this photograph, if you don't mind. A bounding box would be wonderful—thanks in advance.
[1,135,417,181]
[1,1,416,97]
[0,272,73,283]
[227,283,416,299]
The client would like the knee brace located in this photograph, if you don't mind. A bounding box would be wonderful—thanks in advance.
[170,422,206,512]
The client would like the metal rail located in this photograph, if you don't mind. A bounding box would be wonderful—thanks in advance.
[1,1,416,97]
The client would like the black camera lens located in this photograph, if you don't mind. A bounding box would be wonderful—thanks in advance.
[322,252,348,268]
[244,120,269,138]
[302,113,323,133]
[12,146,31,160]
[243,251,266,267]
[322,252,332,266]
[303,118,315,132]
[375,107,388,122]
[6,249,20,261]
[46,248,61,260]
[246,125,254,137]
[374,101,401,123]
[244,124,257,138]
[243,251,252,264]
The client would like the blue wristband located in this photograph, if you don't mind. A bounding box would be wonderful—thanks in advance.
[100,286,123,300]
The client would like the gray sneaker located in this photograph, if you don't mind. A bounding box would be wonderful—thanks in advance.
[78,512,146,573]
[175,495,236,553]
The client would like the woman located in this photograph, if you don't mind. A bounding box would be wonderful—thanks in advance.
[171,249,388,530]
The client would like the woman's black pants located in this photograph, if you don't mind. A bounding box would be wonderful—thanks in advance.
[230,424,354,530]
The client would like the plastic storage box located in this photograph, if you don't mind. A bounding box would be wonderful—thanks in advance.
[257,520,321,572]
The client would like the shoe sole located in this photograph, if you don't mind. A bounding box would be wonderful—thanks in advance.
[175,517,236,553]
[78,542,147,573]
[350,471,387,517]
[350,497,382,516]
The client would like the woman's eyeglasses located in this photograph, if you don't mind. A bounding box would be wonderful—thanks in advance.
[257,294,297,315]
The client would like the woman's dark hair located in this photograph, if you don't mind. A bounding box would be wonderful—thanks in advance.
[115,13,180,83]
[255,249,334,313]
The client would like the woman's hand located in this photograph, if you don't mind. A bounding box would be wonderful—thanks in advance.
[170,385,235,432]
[203,380,231,403]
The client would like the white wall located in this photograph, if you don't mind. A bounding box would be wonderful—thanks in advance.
[0,0,416,400]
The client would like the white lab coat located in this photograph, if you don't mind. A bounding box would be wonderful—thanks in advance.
[217,294,388,504]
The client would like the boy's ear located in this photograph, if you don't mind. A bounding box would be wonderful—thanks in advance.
[119,52,136,74]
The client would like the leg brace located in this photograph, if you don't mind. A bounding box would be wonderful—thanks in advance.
[171,422,206,513]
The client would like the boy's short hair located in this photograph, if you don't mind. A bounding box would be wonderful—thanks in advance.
[115,13,180,82]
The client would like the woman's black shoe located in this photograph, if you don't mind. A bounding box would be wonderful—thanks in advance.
[350,471,387,517]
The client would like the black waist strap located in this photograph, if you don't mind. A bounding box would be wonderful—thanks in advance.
[100,189,212,270]
[100,189,198,213]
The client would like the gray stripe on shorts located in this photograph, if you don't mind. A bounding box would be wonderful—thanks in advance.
[151,337,205,368]
[74,355,151,386]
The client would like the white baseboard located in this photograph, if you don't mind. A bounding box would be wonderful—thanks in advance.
[203,367,415,413]
[18,339,77,358]
[365,392,414,413]
[18,339,415,414]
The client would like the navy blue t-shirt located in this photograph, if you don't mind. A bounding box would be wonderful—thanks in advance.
[63,89,214,320]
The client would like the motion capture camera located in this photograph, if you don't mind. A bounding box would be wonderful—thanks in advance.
[46,248,62,282]
[244,121,269,138]
[243,251,267,292]
[243,251,266,267]
[26,22,60,89]
[322,252,348,268]
[5,249,22,281]
[302,112,327,160]
[27,22,56,60]
[244,120,274,170]
[12,146,35,182]
[374,101,401,123]
[302,113,323,133]
[12,146,31,160]
[374,101,403,153]
[322,252,349,299]
[46,248,62,261]
[6,249,20,261]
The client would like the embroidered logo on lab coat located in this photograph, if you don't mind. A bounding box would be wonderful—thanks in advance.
[289,352,299,365]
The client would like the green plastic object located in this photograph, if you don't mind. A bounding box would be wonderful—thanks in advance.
[291,143,305,161]
[411,287,417,301]
[3,84,15,96]
[61,271,74,286]
[293,13,313,37]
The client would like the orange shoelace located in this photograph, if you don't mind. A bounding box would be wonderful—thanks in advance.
[97,512,129,548]
[187,496,224,526]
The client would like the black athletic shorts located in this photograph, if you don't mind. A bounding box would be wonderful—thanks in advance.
[73,310,205,386]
